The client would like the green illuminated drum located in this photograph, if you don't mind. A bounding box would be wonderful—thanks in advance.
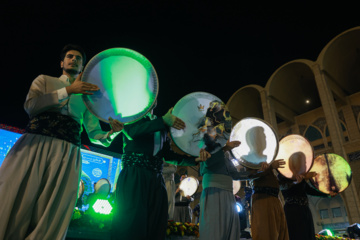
[170,92,232,157]
[82,48,158,124]
[308,153,352,195]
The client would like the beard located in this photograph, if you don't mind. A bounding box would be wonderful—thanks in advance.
[63,67,81,75]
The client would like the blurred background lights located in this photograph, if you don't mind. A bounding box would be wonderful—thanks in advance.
[236,202,243,213]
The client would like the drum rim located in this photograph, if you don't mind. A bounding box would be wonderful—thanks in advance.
[233,180,241,195]
[277,134,315,180]
[230,117,279,169]
[179,176,200,196]
[78,179,85,198]
[308,153,352,194]
[81,47,159,124]
[94,178,111,195]
[170,91,230,157]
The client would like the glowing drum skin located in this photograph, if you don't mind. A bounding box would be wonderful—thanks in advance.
[276,134,314,181]
[309,153,352,195]
[82,48,158,124]
[230,117,279,169]
[170,92,231,156]
[179,176,199,197]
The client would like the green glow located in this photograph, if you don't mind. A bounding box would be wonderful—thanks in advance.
[100,55,153,117]
[82,48,158,123]
[92,199,113,215]
[325,229,333,236]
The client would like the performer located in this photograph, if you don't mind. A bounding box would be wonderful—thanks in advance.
[173,174,194,223]
[250,159,288,240]
[0,44,123,240]
[278,152,335,240]
[162,160,177,220]
[111,106,211,240]
[199,140,272,240]
[192,203,200,224]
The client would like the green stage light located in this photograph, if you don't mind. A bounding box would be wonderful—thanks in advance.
[92,199,113,215]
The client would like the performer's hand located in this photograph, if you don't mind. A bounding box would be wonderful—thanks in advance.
[303,171,317,180]
[223,140,240,152]
[66,72,100,95]
[294,174,304,183]
[108,117,124,134]
[195,149,211,163]
[271,159,285,169]
[162,108,186,130]
[258,162,270,172]
[329,191,338,197]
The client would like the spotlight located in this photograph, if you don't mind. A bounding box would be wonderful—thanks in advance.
[92,199,113,215]
[318,229,333,236]
[236,202,243,213]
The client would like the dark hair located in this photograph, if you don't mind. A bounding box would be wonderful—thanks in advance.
[60,44,86,66]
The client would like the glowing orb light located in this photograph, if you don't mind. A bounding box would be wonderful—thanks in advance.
[92,199,113,215]
[236,202,243,213]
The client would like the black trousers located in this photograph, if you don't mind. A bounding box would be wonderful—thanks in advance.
[111,166,168,240]
[284,203,316,240]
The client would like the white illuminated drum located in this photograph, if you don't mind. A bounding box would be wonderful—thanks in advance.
[94,178,111,197]
[170,92,232,156]
[276,134,314,180]
[308,153,352,195]
[230,117,279,169]
[233,180,241,195]
[82,48,158,124]
[179,176,199,197]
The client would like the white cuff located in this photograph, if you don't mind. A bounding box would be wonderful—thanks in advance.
[57,87,69,102]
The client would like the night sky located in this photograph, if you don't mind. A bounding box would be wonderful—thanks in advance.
[1,2,359,154]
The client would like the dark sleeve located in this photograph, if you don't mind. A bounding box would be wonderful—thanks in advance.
[305,181,330,197]
[225,158,256,180]
[162,139,198,166]
[277,172,295,191]
[123,117,166,140]
[224,151,264,181]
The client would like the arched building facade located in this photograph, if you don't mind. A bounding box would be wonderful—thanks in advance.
[227,26,360,233]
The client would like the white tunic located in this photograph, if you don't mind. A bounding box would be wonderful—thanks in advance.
[0,74,117,240]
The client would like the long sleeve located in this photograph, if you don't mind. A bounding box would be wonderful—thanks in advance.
[162,140,198,166]
[224,155,256,180]
[24,75,119,148]
[123,117,166,140]
[24,75,67,117]
[82,108,119,147]
[305,181,330,197]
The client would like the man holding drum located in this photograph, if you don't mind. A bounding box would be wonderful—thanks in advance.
[250,160,289,240]
[111,107,211,240]
[0,44,123,240]
[173,173,194,223]
[199,140,276,240]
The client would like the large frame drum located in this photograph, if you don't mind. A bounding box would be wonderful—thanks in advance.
[276,134,314,180]
[179,176,199,197]
[82,48,158,124]
[170,92,231,156]
[308,153,352,195]
[230,117,279,169]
